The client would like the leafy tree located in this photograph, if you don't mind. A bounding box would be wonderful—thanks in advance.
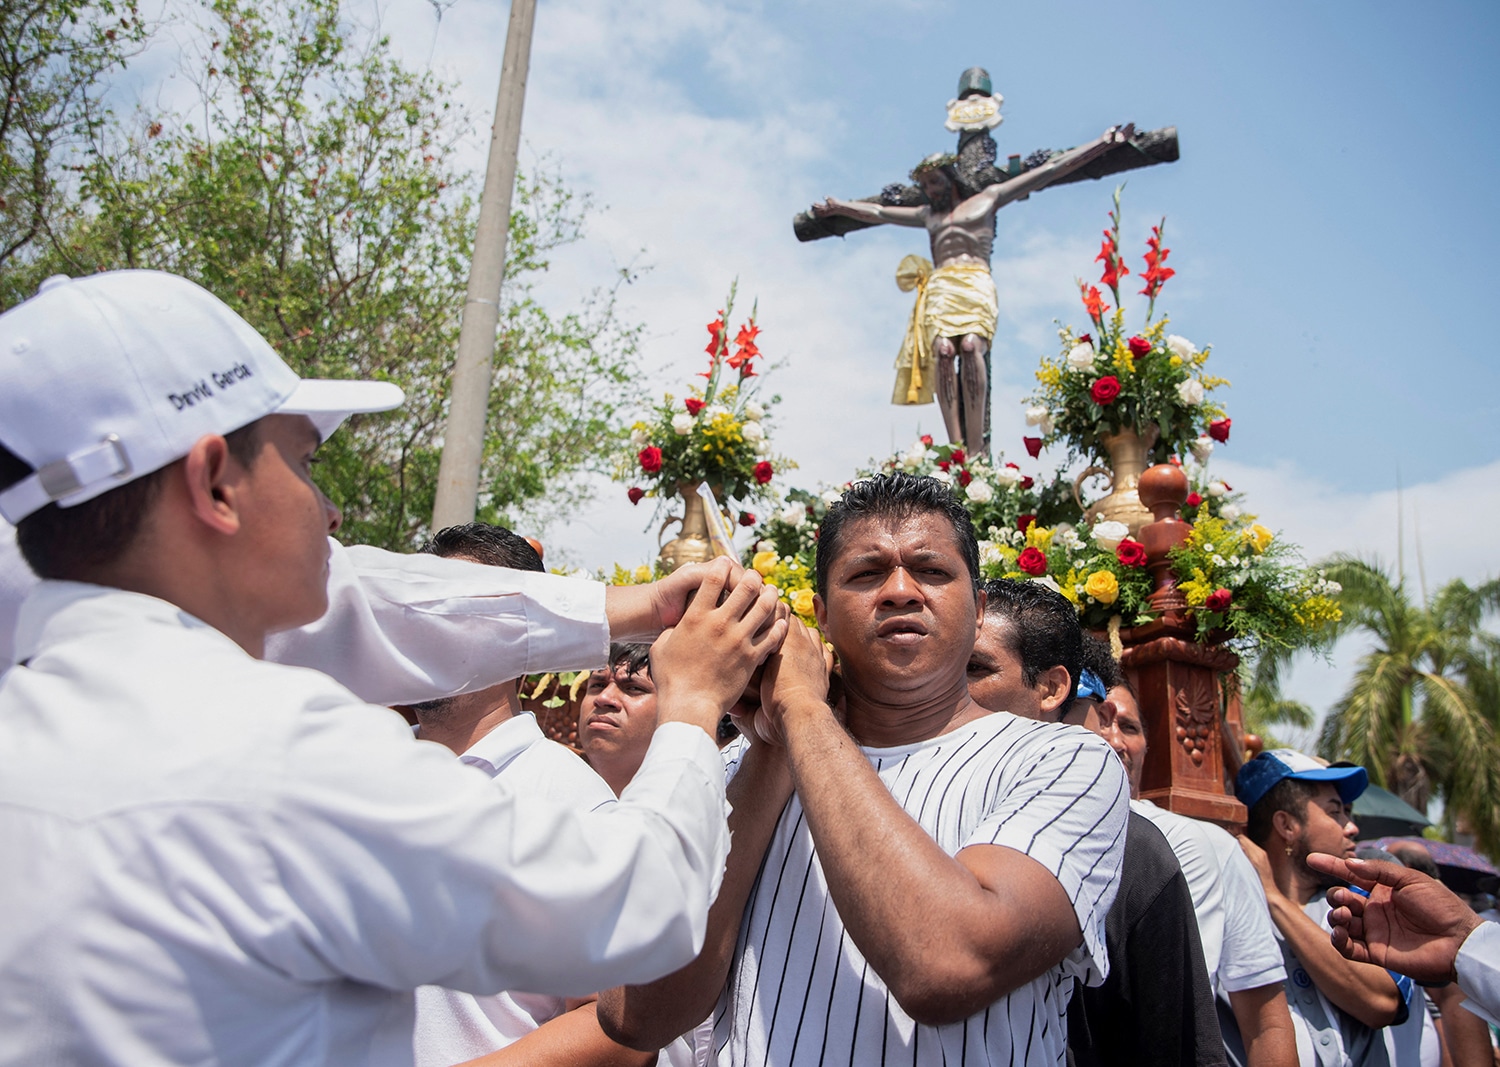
[1313,557,1500,855]
[3,0,642,548]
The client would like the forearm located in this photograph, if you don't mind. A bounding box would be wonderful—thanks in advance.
[827,199,925,227]
[1267,893,1400,1026]
[603,583,662,642]
[1430,982,1494,1067]
[456,1003,655,1067]
[598,744,793,1050]
[1229,984,1299,1067]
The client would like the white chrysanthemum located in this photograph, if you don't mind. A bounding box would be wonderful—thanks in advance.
[630,426,650,447]
[1190,436,1214,464]
[741,420,765,443]
[1091,520,1129,551]
[778,504,806,529]
[1166,334,1197,360]
[966,480,994,504]
[1066,341,1097,371]
[744,401,765,421]
[1176,379,1205,406]
[671,412,694,435]
[1056,525,1084,551]
[979,541,1004,567]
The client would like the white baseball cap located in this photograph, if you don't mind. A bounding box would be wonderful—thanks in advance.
[0,271,404,523]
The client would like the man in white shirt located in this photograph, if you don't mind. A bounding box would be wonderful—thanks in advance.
[600,473,1130,1066]
[0,271,787,1066]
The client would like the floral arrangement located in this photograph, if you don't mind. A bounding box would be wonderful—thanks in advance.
[1027,188,1231,468]
[615,284,790,514]
[978,515,1155,630]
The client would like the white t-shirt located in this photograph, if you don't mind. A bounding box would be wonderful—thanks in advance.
[0,581,730,1067]
[713,712,1129,1066]
[1132,798,1286,996]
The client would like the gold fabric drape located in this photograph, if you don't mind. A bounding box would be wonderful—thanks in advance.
[892,259,998,405]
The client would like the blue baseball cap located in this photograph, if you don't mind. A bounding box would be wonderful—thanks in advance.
[1076,669,1106,702]
[1235,749,1368,811]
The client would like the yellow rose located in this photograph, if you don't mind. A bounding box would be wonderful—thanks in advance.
[1247,524,1274,554]
[1083,570,1119,605]
[790,589,816,617]
[752,550,779,576]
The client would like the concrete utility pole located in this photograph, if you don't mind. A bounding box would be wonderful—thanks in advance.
[431,0,537,530]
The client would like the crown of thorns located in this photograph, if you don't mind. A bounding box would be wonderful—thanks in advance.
[910,153,958,180]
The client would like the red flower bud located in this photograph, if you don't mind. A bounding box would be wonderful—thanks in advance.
[920,434,934,447]
[1127,335,1151,358]
[738,511,756,527]
[949,449,966,465]
[684,397,705,416]
[958,470,973,487]
[1090,376,1121,405]
[1208,417,1232,443]
[1185,492,1203,507]
[1169,456,1183,467]
[937,461,951,472]
[1020,475,1034,490]
[1023,436,1043,459]
[753,461,774,484]
[1116,539,1148,568]
[638,446,662,474]
[1017,546,1048,576]
[1017,514,1037,532]
[627,487,645,505]
[1205,587,1232,613]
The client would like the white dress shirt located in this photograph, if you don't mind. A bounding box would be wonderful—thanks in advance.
[0,582,729,1066]
[1455,921,1500,1025]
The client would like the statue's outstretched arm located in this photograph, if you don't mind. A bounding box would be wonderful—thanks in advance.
[987,124,1136,208]
[809,196,927,228]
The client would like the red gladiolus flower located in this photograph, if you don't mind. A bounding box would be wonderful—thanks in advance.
[729,322,760,374]
[705,313,726,357]
[920,434,934,447]
[1209,417,1232,443]
[753,461,773,484]
[1186,492,1203,507]
[1139,223,1175,299]
[1017,514,1037,532]
[1080,286,1108,323]
[1097,233,1129,288]
[959,470,973,487]
[1023,436,1043,459]
[1205,588,1232,613]
[684,397,704,416]
[638,446,662,474]
[949,449,966,465]
[1090,376,1121,405]
[1127,336,1151,358]
[627,487,645,505]
[1017,546,1048,576]
[1116,539,1148,568]
[1020,475,1034,490]
[738,511,756,527]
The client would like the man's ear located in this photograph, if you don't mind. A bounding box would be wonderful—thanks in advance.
[1271,807,1301,847]
[974,586,986,629]
[181,435,243,537]
[1035,664,1072,716]
[812,592,827,631]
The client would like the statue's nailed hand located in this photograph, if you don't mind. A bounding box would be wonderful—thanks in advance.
[809,197,841,218]
[1104,123,1135,145]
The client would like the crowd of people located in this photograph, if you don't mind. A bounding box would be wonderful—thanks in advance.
[0,269,1496,1066]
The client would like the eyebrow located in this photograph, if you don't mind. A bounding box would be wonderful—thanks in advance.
[841,548,948,570]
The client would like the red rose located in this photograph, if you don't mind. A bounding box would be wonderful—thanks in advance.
[1017,513,1037,532]
[1185,492,1203,507]
[1116,538,1148,568]
[738,511,756,527]
[937,461,951,472]
[1023,436,1043,458]
[920,434,934,447]
[1127,335,1152,358]
[958,470,973,487]
[627,487,645,505]
[1017,546,1048,576]
[753,461,773,484]
[638,446,662,474]
[1205,588,1232,613]
[1020,475,1034,490]
[684,397,705,416]
[1208,417,1232,443]
[949,448,966,465]
[1078,333,1092,345]
[1090,375,1121,405]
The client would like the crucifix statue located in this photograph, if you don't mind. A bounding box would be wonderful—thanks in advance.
[799,68,1178,456]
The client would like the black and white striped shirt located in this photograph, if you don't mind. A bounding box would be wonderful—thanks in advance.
[715,712,1129,1066]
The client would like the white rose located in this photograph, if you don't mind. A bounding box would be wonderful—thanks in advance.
[1166,334,1197,360]
[1066,341,1097,371]
[671,412,694,435]
[778,503,806,528]
[901,450,925,470]
[1176,379,1205,407]
[992,463,1020,488]
[630,427,650,447]
[1190,436,1214,464]
[1208,481,1228,498]
[931,469,953,485]
[965,480,994,504]
[705,404,730,421]
[744,401,765,421]
[1091,520,1129,551]
[741,420,765,443]
[756,540,775,553]
[1033,575,1063,595]
[908,441,928,460]
[1220,504,1242,521]
[755,439,773,457]
[979,541,1004,567]
[820,489,843,507]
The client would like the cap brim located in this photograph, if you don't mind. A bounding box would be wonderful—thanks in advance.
[276,379,404,440]
[1290,765,1369,805]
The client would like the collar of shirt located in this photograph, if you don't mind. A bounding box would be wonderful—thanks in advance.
[15,579,229,665]
[458,713,547,779]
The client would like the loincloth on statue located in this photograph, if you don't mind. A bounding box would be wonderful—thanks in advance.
[892,257,998,405]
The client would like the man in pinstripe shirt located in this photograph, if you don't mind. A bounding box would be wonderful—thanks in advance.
[600,473,1130,1065]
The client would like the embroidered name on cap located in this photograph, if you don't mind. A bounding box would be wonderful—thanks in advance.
[167,362,254,410]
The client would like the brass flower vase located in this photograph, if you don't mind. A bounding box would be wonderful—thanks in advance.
[657,481,722,572]
[1072,425,1160,536]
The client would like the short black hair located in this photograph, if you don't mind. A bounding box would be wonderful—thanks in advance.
[1245,777,1322,847]
[1079,634,1124,691]
[981,578,1081,704]
[419,522,544,572]
[606,641,653,681]
[815,473,979,598]
[0,423,262,581]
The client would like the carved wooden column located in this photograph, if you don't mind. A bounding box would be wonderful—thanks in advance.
[1119,463,1248,831]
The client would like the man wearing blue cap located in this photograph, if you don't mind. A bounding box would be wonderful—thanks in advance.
[1236,751,1407,1066]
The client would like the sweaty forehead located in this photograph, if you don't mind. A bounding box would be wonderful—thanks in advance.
[834,512,963,565]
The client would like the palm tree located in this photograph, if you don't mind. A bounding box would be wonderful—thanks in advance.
[1313,556,1500,855]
